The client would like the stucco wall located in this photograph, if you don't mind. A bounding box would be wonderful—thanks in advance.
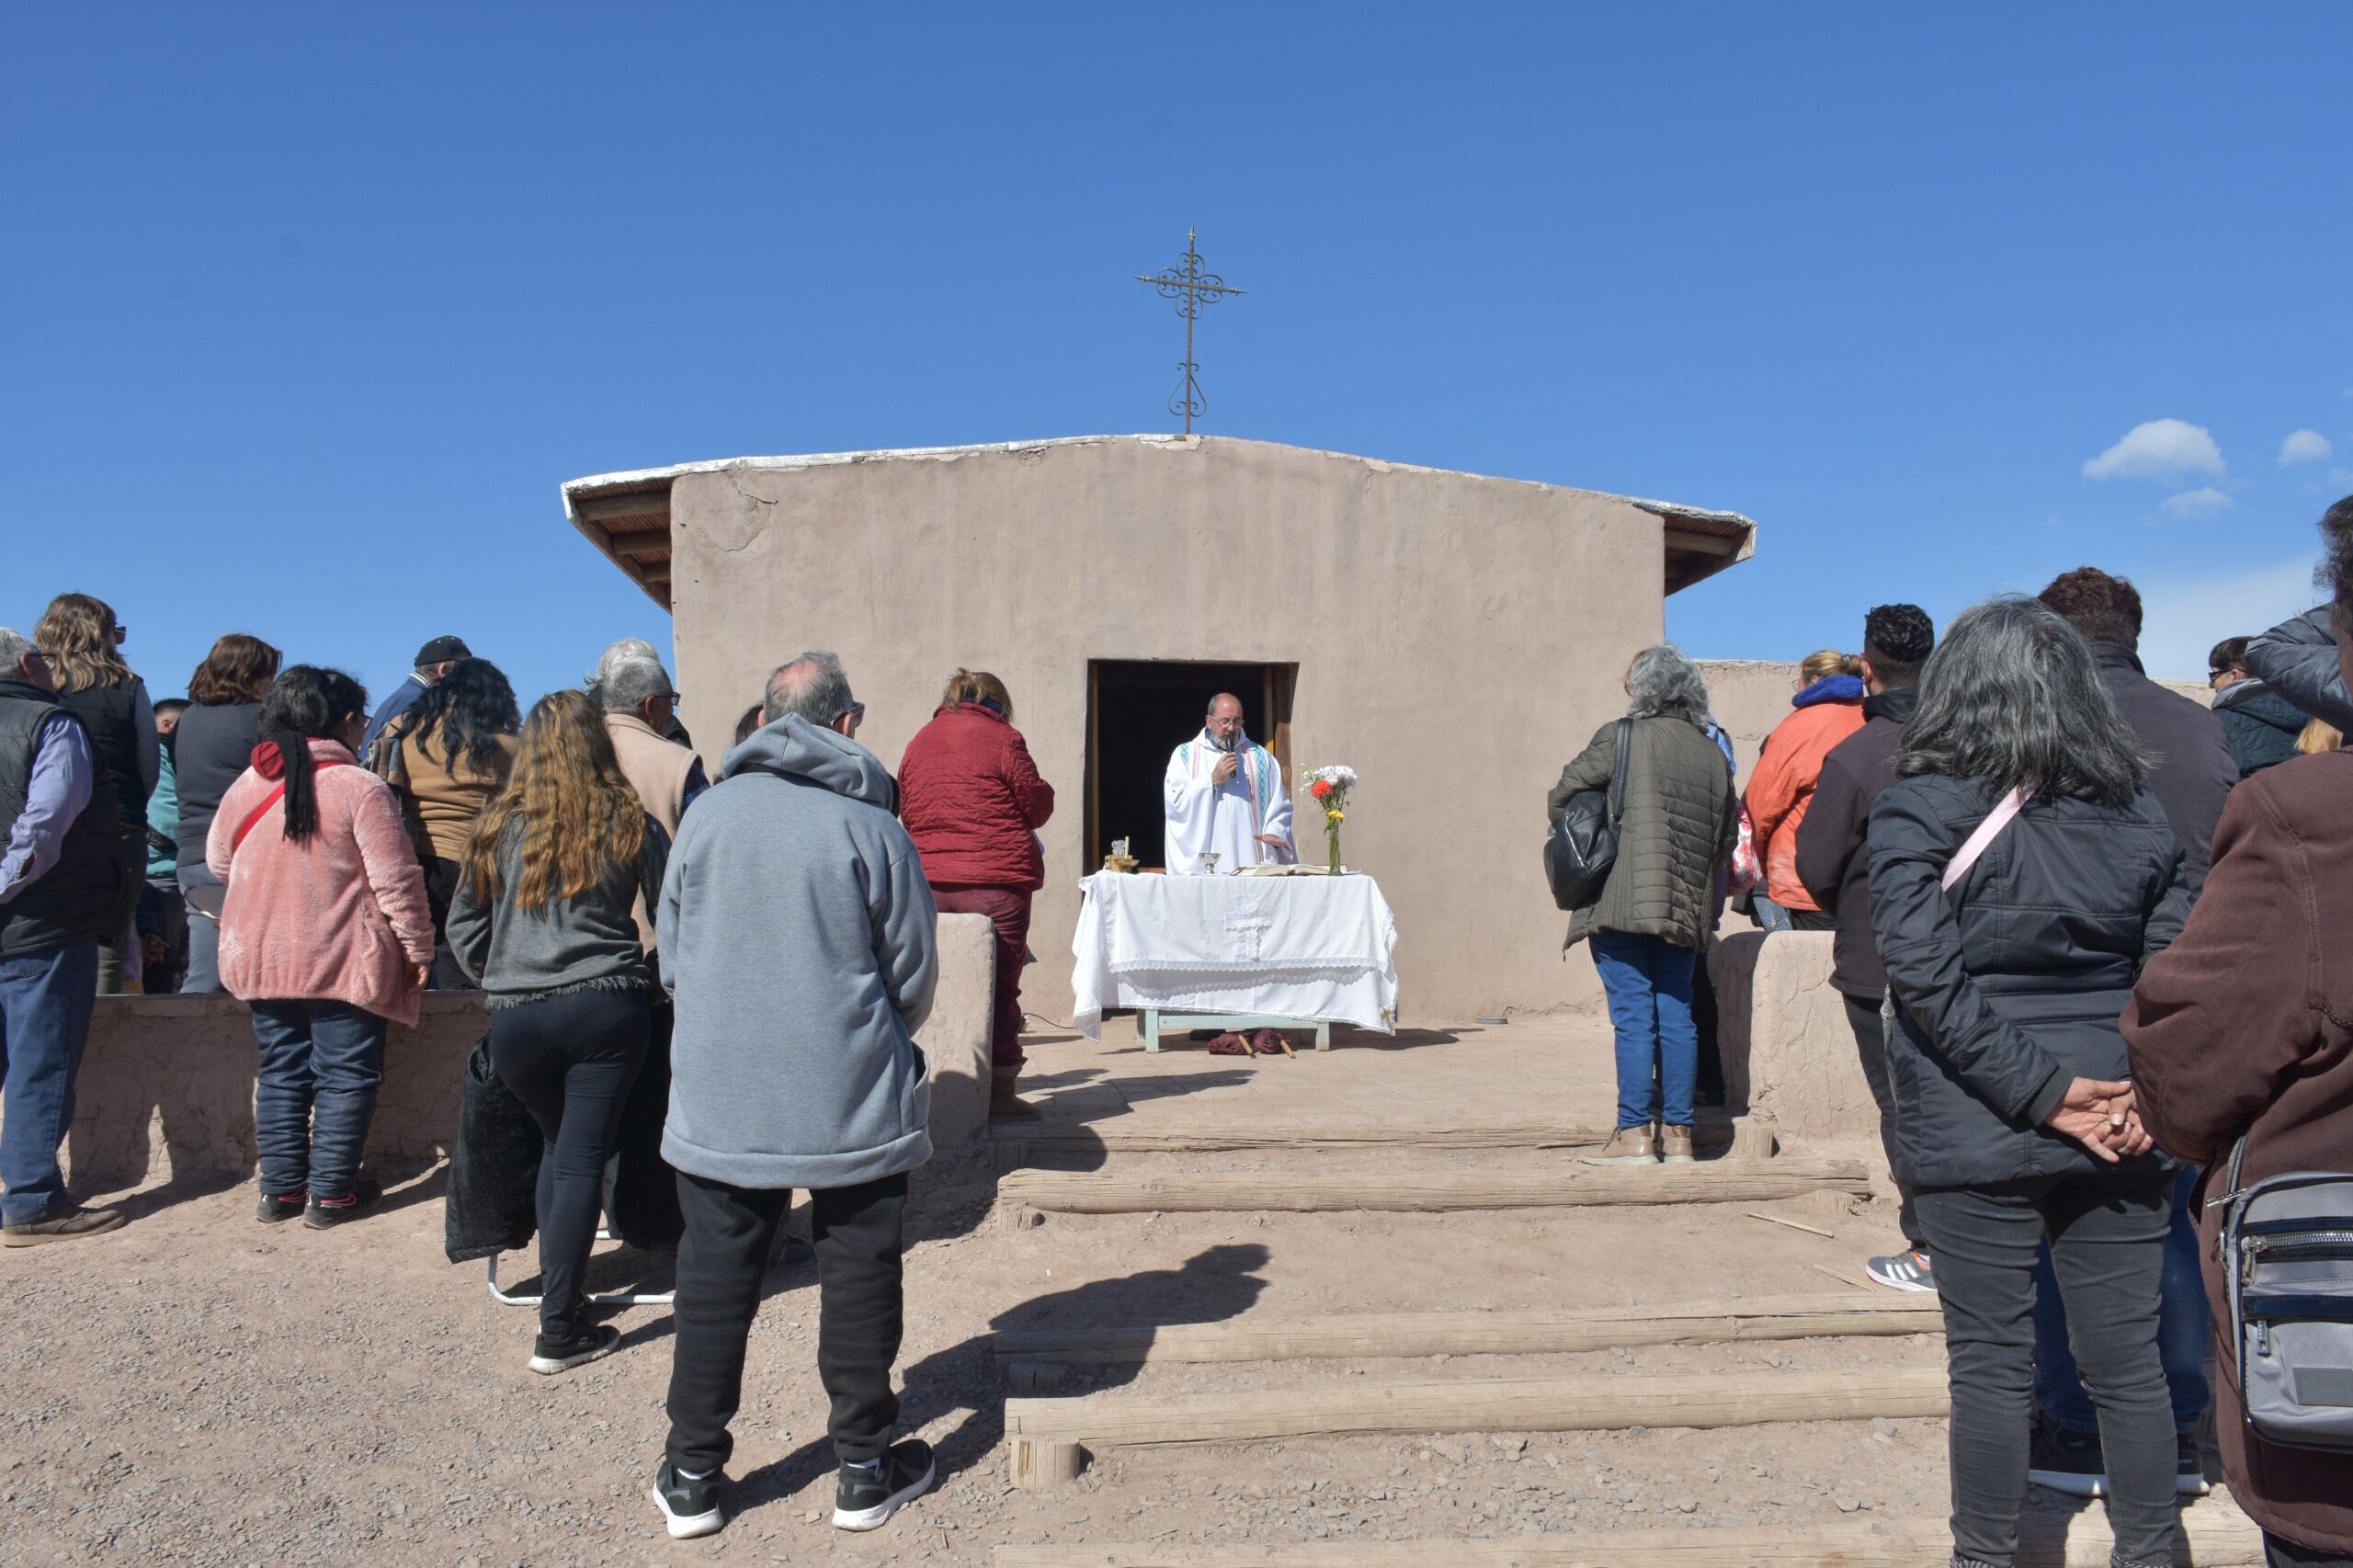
[668,436,1673,1022]
[46,915,996,1191]
[1696,660,1808,787]
[1699,660,2212,790]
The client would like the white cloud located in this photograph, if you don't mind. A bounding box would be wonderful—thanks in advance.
[2280,428,2334,466]
[2082,418,2225,481]
[2137,556,2322,682]
[2159,486,2233,519]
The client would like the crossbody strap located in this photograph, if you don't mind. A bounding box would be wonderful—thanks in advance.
[1606,718,1633,826]
[229,756,355,855]
[1941,787,2026,892]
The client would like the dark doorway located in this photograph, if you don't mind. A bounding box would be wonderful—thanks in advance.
[1087,661,1294,870]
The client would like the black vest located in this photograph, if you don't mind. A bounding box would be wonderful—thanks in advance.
[52,677,146,835]
[0,680,125,957]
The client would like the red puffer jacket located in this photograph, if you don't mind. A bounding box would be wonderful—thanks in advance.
[898,703,1055,890]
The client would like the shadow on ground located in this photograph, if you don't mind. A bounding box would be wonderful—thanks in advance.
[722,1241,1271,1522]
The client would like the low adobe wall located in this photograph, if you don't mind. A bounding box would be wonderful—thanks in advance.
[1710,929,1875,1141]
[51,914,995,1192]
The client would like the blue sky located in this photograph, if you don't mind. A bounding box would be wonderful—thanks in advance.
[6,5,2348,705]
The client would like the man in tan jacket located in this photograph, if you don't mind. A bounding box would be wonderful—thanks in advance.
[596,651,705,841]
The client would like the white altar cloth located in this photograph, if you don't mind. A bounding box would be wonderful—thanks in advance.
[1071,872,1399,1040]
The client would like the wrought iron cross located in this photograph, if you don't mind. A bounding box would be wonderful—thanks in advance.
[1135,229,1244,434]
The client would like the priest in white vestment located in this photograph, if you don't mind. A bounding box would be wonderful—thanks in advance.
[1164,692,1295,874]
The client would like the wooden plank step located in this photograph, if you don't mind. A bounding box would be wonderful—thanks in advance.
[990,1291,1942,1367]
[1004,1366,1949,1467]
[995,1156,1868,1226]
[990,1117,1736,1155]
[992,1495,2263,1565]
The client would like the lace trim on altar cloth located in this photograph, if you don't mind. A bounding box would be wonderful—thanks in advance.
[1106,958,1376,977]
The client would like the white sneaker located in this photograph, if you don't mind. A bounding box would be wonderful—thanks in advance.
[1865,1249,1937,1292]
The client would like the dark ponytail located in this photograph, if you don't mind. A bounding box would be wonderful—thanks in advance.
[256,665,369,842]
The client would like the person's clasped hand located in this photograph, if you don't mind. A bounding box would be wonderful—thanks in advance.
[2043,1076,2154,1161]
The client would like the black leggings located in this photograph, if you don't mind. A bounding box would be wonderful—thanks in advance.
[489,986,651,1341]
[1916,1169,2175,1568]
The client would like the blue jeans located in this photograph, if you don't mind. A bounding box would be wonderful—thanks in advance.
[250,999,388,1199]
[0,941,101,1226]
[2033,1163,2211,1435]
[1590,930,1699,1130]
[176,864,224,994]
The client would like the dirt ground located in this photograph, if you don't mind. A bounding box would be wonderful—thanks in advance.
[0,1019,2234,1564]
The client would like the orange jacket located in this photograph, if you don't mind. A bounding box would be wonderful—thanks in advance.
[1743,699,1866,911]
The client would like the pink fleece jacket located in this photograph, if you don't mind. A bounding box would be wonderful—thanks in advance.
[207,739,435,1027]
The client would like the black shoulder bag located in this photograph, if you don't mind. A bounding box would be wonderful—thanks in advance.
[1544,719,1631,911]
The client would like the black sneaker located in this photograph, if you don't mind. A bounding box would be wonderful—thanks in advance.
[2177,1429,2211,1496]
[2027,1421,2108,1497]
[302,1177,384,1231]
[256,1190,305,1224]
[649,1458,724,1540]
[833,1437,935,1531]
[529,1324,620,1376]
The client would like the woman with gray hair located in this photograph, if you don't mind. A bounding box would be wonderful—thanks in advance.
[1549,644,1738,1165]
[1866,597,2187,1568]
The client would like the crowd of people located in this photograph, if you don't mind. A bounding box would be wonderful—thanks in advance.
[1553,494,2353,1567]
[7,494,2353,1559]
[0,612,1058,1539]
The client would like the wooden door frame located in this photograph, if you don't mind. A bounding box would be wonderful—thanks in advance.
[1084,659,1296,871]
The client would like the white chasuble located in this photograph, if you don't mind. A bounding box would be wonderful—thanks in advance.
[1163,730,1296,875]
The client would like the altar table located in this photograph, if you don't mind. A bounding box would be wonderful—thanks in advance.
[1070,872,1400,1047]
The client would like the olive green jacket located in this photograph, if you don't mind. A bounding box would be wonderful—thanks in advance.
[1548,715,1738,951]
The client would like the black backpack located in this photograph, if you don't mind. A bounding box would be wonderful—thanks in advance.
[1545,719,1631,911]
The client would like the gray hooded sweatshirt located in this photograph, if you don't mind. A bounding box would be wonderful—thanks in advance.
[657,715,939,1189]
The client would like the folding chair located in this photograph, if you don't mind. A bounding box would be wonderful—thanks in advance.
[484,1229,676,1308]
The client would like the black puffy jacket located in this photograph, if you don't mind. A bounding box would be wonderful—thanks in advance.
[2245,606,2353,732]
[1865,774,2190,1188]
[2212,680,2308,778]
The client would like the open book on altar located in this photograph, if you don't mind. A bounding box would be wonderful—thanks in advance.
[1233,863,1346,877]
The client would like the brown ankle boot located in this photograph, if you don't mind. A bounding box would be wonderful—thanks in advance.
[1658,1125,1696,1164]
[990,1075,1042,1120]
[1580,1125,1657,1165]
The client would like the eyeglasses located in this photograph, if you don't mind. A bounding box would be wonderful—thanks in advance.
[839,700,866,729]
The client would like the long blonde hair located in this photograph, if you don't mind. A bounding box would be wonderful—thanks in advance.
[462,689,645,912]
[34,594,133,693]
[1799,648,1861,686]
[942,667,1014,722]
[2298,718,2343,756]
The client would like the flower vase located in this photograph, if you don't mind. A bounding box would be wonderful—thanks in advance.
[1326,824,1342,876]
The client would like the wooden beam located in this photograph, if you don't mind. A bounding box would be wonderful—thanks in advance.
[1662,525,1736,555]
[990,1292,1941,1367]
[1004,1365,1949,1450]
[1006,1438,1084,1490]
[992,1118,1736,1156]
[572,487,672,525]
[991,1496,2263,1565]
[994,1156,1869,1226]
